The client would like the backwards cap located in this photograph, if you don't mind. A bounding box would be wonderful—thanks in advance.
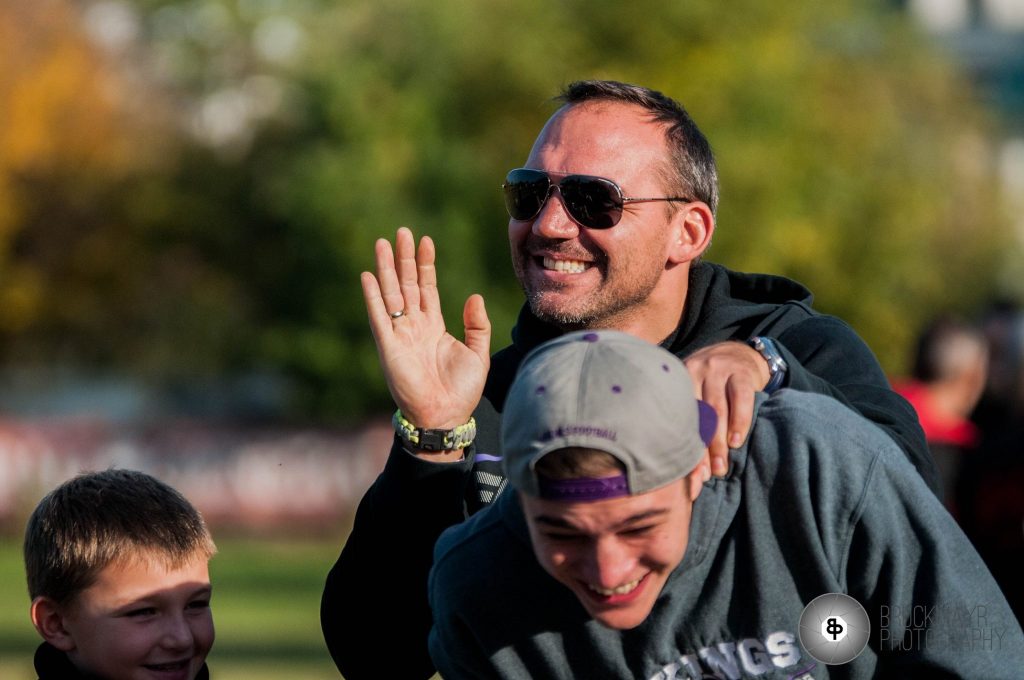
[501,330,716,501]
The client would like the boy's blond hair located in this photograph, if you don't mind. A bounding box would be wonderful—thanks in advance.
[24,468,216,605]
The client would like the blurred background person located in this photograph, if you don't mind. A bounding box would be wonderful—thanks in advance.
[956,303,1024,623]
[895,316,989,513]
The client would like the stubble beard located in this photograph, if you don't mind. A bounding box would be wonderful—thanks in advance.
[517,264,661,331]
[511,231,666,331]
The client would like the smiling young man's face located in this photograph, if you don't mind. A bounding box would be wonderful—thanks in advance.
[521,475,698,630]
[53,551,214,680]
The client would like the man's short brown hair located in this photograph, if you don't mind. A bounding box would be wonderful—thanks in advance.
[558,80,719,216]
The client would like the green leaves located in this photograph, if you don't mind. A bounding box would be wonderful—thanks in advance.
[1,0,1012,420]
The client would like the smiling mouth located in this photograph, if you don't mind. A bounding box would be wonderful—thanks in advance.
[586,575,644,597]
[143,659,190,672]
[541,256,590,273]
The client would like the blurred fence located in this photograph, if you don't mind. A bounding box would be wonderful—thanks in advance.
[0,416,392,534]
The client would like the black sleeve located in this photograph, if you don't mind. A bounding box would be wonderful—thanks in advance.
[321,437,473,680]
[769,315,939,494]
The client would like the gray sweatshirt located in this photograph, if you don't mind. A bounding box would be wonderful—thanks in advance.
[429,391,1023,679]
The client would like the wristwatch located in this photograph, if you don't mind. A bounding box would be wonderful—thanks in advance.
[392,409,477,451]
[747,336,788,394]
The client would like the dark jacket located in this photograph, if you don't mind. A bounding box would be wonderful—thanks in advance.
[322,261,935,680]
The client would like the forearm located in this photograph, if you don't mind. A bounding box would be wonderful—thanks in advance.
[322,437,472,680]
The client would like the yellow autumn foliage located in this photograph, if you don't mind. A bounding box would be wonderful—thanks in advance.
[0,0,155,330]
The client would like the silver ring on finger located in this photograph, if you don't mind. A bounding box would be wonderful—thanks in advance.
[390,309,406,319]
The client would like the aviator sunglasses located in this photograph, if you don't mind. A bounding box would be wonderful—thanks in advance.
[502,168,693,229]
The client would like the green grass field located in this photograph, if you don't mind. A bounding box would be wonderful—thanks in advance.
[0,534,347,679]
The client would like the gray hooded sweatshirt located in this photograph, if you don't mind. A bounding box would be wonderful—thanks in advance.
[429,391,1023,679]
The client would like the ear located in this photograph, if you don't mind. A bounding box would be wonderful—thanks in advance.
[30,596,76,652]
[667,201,714,265]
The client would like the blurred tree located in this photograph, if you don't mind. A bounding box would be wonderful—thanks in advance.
[0,0,146,336]
[256,0,1011,416]
[0,0,253,397]
[0,0,1014,422]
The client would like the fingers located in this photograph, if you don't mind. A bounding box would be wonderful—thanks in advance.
[705,397,731,477]
[700,452,712,484]
[374,237,406,317]
[685,362,728,476]
[704,375,757,476]
[395,227,421,313]
[684,342,766,478]
[463,294,491,366]
[417,235,440,313]
[725,378,755,450]
[375,228,443,320]
[360,270,390,344]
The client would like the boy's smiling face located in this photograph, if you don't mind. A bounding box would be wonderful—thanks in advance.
[52,551,214,680]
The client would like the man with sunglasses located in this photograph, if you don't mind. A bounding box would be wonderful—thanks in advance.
[322,80,937,679]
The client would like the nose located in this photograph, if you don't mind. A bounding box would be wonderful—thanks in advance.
[531,186,581,240]
[160,613,195,652]
[581,537,636,590]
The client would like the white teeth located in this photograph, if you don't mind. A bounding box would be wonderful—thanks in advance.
[587,577,641,596]
[543,256,587,273]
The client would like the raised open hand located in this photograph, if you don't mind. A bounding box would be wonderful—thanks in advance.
[361,227,491,456]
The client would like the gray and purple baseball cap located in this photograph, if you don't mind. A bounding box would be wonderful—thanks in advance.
[501,330,717,501]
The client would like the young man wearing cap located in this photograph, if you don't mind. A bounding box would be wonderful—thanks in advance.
[428,331,1023,679]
